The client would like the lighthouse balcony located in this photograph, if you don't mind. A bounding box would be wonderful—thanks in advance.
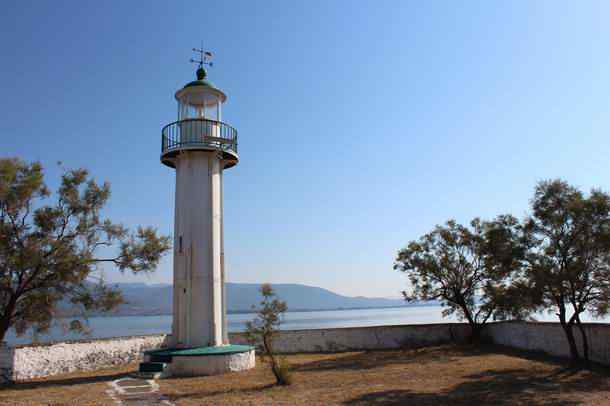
[161,118,238,168]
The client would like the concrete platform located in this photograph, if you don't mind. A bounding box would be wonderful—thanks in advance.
[142,345,255,378]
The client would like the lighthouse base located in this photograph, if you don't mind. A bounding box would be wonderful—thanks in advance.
[141,345,255,378]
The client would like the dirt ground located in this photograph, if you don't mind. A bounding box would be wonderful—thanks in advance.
[1,345,609,405]
[0,363,136,405]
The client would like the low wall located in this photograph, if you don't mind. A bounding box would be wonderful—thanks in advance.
[484,321,610,365]
[229,323,471,353]
[1,334,168,382]
[0,323,469,382]
[3,321,610,382]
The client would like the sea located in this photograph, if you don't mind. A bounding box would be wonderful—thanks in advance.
[5,305,610,346]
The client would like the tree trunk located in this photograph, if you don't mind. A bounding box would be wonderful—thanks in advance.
[0,314,10,343]
[263,334,286,385]
[0,296,16,343]
[458,303,480,344]
[575,314,590,367]
[270,359,284,385]
[262,335,274,362]
[560,321,580,364]
[557,302,580,364]
[470,324,482,344]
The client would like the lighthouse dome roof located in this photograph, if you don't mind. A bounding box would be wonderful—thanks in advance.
[176,67,227,103]
[183,78,217,89]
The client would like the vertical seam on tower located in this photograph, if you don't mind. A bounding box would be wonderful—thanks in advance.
[220,166,227,345]
[209,154,217,346]
[187,242,193,345]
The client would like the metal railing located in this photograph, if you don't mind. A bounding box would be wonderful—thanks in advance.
[161,118,238,155]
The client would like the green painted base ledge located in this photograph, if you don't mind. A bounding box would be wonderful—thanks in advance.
[145,344,254,358]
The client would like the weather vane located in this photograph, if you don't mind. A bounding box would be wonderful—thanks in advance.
[190,42,214,69]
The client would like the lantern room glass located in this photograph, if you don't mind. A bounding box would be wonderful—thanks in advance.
[177,92,222,122]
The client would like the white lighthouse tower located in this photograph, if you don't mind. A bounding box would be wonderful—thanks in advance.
[162,49,235,349]
[142,49,254,377]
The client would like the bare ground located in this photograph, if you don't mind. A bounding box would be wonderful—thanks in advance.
[1,345,609,405]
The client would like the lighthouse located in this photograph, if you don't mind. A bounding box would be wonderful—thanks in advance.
[141,48,254,377]
[161,49,236,349]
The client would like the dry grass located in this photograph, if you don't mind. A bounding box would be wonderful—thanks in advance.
[0,363,136,405]
[1,345,609,405]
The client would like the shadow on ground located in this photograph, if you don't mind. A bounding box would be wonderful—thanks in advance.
[159,345,610,404]
[165,383,276,402]
[347,366,610,405]
[293,345,461,373]
[0,371,131,391]
[295,343,609,374]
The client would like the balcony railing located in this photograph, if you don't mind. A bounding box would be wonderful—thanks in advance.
[161,118,238,156]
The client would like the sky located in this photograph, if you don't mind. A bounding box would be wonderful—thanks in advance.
[2,1,610,298]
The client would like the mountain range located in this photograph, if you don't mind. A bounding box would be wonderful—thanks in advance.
[101,283,421,316]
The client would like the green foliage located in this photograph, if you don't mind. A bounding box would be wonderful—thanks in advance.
[0,158,172,341]
[245,283,291,385]
[516,179,610,363]
[245,284,288,348]
[394,215,525,340]
[395,178,610,363]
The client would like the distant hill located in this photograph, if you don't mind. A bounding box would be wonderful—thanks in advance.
[226,283,410,312]
[95,283,428,316]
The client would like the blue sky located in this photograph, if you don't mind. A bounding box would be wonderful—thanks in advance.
[2,1,610,297]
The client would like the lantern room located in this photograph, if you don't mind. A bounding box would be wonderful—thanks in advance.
[175,67,226,122]
[161,65,238,169]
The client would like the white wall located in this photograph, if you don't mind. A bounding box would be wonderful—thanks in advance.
[230,323,471,353]
[1,334,168,382]
[0,324,468,382]
[4,321,610,382]
[484,321,610,365]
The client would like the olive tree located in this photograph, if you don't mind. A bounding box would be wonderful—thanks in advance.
[0,158,171,342]
[394,216,524,341]
[520,179,610,364]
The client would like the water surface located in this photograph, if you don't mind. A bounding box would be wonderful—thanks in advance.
[5,305,609,346]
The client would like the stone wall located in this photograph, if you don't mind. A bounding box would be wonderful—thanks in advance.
[4,321,610,382]
[483,321,610,365]
[229,323,471,353]
[1,334,169,382]
[1,323,469,382]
